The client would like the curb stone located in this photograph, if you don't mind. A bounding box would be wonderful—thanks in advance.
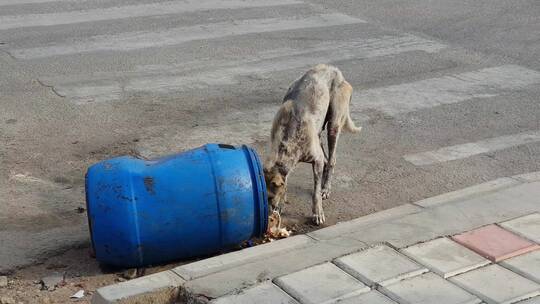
[174,235,314,280]
[92,271,185,304]
[413,177,521,208]
[182,236,366,299]
[512,171,540,183]
[308,203,422,241]
[92,172,540,303]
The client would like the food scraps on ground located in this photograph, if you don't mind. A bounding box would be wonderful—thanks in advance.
[266,210,291,239]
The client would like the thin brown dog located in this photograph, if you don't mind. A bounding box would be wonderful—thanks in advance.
[264,64,361,225]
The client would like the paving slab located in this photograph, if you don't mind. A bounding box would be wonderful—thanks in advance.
[344,182,540,248]
[401,237,490,278]
[450,264,540,304]
[500,213,540,243]
[183,237,366,299]
[210,282,298,304]
[274,262,370,304]
[174,235,314,280]
[500,249,540,283]
[452,224,539,262]
[380,272,481,304]
[92,270,185,304]
[336,290,397,304]
[334,245,427,286]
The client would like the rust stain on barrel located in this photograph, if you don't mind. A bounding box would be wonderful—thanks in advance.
[143,176,155,195]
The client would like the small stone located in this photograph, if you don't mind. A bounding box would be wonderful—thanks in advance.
[40,296,52,304]
[40,272,65,291]
[0,296,16,304]
[0,276,8,287]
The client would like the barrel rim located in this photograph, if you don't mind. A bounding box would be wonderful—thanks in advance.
[242,145,269,237]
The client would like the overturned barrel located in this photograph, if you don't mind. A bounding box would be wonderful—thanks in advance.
[85,144,268,268]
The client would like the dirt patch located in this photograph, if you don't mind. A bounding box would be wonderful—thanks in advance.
[0,247,189,304]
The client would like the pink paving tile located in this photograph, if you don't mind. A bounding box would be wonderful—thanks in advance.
[452,224,540,262]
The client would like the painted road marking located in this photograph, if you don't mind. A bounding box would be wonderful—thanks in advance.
[42,34,446,103]
[351,65,540,116]
[0,0,77,6]
[0,0,302,30]
[10,13,365,59]
[404,130,540,166]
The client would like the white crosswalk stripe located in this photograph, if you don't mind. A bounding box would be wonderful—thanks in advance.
[404,130,540,165]
[3,0,539,163]
[42,34,446,103]
[351,65,540,116]
[9,13,365,59]
[0,0,77,6]
[0,0,302,30]
[135,63,540,157]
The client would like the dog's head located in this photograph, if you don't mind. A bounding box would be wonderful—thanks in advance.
[263,166,287,210]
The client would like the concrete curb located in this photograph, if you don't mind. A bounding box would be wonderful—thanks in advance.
[91,172,540,304]
[92,271,185,304]
[412,177,521,208]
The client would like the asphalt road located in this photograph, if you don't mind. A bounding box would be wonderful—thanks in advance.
[1,0,539,273]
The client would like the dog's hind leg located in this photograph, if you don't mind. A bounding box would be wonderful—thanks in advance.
[321,124,340,200]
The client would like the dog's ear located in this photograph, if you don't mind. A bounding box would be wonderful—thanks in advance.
[271,174,285,187]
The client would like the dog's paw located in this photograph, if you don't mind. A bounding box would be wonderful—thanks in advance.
[312,210,326,225]
[321,188,331,200]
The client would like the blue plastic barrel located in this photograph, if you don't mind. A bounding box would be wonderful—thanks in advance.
[85,144,268,267]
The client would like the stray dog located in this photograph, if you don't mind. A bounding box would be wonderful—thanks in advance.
[264,64,361,225]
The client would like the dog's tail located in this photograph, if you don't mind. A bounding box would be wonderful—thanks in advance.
[344,113,362,133]
[344,92,362,133]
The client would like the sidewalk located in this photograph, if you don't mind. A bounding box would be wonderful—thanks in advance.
[93,172,540,304]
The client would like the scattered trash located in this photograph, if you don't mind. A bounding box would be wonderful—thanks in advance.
[40,272,65,291]
[120,268,145,280]
[70,290,85,299]
[0,276,7,287]
[266,210,291,239]
[115,277,127,282]
[0,296,15,304]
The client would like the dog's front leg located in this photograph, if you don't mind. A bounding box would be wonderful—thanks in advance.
[312,158,326,225]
